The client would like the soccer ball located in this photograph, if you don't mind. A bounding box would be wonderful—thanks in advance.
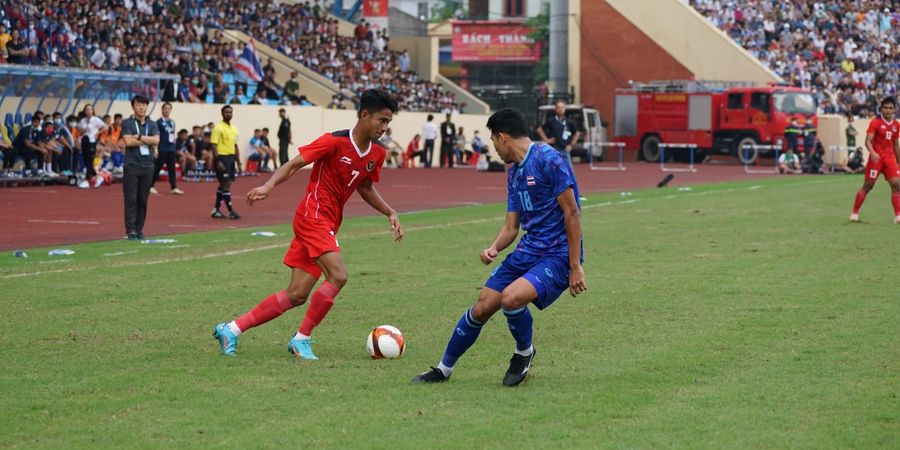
[366,325,405,359]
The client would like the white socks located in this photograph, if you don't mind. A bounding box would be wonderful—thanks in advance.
[437,362,453,377]
[293,332,310,341]
[226,321,242,336]
[514,345,534,357]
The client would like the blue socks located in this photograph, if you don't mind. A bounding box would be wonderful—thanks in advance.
[440,307,484,369]
[503,306,533,352]
[437,305,534,374]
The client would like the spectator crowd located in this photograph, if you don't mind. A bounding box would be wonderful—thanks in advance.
[689,0,899,117]
[0,0,462,113]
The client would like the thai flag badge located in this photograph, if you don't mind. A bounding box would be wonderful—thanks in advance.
[526,176,536,186]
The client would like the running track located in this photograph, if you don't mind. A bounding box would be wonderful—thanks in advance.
[0,162,777,251]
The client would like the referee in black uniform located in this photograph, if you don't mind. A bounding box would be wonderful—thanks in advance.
[120,95,160,240]
[277,108,292,166]
[536,100,581,167]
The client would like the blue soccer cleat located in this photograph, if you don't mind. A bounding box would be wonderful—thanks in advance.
[288,337,319,360]
[212,323,238,356]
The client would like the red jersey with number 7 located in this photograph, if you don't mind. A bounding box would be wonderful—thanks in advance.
[295,129,385,230]
[867,116,899,156]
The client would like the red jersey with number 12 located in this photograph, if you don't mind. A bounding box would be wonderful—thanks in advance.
[296,129,385,230]
[867,116,898,156]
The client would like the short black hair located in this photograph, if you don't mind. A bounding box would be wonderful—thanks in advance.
[178,129,188,134]
[358,89,398,118]
[262,127,269,132]
[162,102,173,109]
[427,114,434,121]
[486,108,530,139]
[131,94,150,106]
[221,105,233,114]
[881,97,896,108]
[114,113,122,120]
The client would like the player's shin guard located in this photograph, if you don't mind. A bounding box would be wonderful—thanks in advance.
[502,306,534,352]
[853,188,868,214]
[234,290,294,333]
[298,281,339,336]
[892,192,900,217]
[222,191,234,212]
[440,307,484,368]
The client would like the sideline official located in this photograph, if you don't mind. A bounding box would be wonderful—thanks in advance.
[120,95,160,240]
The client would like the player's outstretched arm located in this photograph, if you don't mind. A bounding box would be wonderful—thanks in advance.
[481,212,520,265]
[246,154,309,205]
[557,187,586,297]
[357,179,404,242]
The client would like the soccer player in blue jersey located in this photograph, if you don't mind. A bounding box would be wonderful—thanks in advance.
[412,108,587,386]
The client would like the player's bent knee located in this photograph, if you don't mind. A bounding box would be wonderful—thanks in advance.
[326,271,348,288]
[286,289,308,306]
[471,301,498,322]
[499,291,529,310]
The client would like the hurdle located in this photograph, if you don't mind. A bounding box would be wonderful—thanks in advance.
[659,143,698,173]
[742,144,781,174]
[589,142,627,171]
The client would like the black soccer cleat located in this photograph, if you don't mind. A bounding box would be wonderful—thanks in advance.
[411,367,450,384]
[228,210,241,220]
[502,347,536,387]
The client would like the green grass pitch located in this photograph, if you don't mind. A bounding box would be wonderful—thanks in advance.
[1,176,897,448]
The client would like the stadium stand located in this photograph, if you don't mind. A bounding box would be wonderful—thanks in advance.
[0,1,461,112]
[689,0,899,117]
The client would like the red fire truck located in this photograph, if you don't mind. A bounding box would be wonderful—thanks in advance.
[614,80,817,164]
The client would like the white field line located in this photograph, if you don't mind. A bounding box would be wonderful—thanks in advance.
[0,178,834,280]
[1,217,502,279]
[28,219,101,225]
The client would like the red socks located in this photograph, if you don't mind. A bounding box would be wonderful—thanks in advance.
[892,192,900,217]
[299,281,340,336]
[235,290,293,332]
[853,188,868,214]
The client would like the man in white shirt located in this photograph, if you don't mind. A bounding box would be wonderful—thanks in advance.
[421,114,438,168]
[90,43,107,70]
[778,148,802,174]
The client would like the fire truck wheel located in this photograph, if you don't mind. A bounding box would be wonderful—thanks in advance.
[641,135,662,162]
[735,136,760,165]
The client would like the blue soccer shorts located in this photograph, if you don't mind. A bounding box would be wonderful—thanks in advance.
[484,250,571,310]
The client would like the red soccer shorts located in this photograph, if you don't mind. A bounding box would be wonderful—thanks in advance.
[864,154,900,182]
[283,217,340,278]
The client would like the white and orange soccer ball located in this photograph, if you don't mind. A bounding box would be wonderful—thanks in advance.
[366,325,405,359]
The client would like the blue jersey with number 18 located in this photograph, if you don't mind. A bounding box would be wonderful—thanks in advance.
[506,142,582,259]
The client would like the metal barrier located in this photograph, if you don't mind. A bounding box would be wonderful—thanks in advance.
[742,144,781,174]
[589,142,627,171]
[659,143,698,173]
[0,64,179,119]
[827,146,856,173]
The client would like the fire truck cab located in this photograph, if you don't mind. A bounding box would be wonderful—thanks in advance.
[614,80,817,164]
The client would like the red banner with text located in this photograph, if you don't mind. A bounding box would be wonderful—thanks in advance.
[451,21,540,63]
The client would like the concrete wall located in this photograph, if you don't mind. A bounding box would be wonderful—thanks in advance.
[579,0,694,135]
[3,100,495,167]
[389,36,438,80]
[604,0,780,83]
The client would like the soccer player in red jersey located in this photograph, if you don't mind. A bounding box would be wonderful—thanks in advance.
[213,89,404,360]
[850,97,900,223]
